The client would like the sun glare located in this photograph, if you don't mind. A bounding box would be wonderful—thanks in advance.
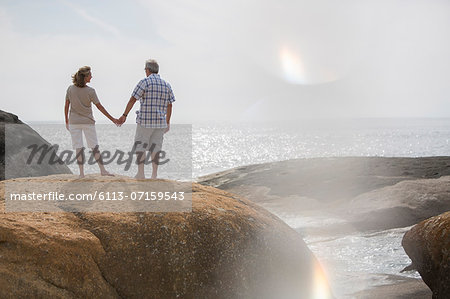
[280,46,308,85]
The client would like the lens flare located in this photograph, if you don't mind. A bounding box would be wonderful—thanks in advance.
[279,46,340,85]
[313,262,333,299]
[280,46,308,84]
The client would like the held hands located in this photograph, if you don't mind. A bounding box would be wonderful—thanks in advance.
[111,115,126,127]
[118,115,127,126]
[112,118,121,126]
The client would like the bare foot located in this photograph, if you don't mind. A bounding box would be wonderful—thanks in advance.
[101,171,114,176]
[79,174,85,179]
[135,174,145,180]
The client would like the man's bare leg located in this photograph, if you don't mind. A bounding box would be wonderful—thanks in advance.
[76,148,85,178]
[151,151,159,179]
[92,146,114,176]
[135,151,146,179]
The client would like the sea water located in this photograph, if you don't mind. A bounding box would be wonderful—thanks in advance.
[29,118,450,297]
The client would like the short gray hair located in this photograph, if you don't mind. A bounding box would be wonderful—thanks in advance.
[145,59,159,73]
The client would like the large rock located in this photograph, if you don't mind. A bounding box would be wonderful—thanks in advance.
[345,176,450,230]
[0,175,333,298]
[0,109,72,180]
[402,211,450,299]
[199,157,450,231]
[199,157,450,203]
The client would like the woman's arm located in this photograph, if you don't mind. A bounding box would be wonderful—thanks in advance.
[95,103,118,124]
[64,99,70,130]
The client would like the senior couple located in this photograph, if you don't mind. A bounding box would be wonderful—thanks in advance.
[64,59,175,179]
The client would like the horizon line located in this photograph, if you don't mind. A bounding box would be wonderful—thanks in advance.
[25,116,450,124]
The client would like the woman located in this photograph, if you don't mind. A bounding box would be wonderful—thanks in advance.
[64,66,118,178]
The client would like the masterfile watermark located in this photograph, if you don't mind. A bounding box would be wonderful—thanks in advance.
[26,141,170,171]
[5,180,192,212]
[9,191,185,202]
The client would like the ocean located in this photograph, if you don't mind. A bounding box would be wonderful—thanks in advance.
[192,118,450,178]
[29,118,450,298]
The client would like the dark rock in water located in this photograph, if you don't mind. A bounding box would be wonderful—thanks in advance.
[402,211,450,299]
[0,176,333,298]
[0,109,71,180]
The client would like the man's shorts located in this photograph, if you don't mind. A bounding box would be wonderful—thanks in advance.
[133,124,165,153]
[69,124,99,149]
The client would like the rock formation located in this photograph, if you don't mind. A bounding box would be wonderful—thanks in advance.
[346,176,450,230]
[402,211,450,299]
[0,175,333,298]
[199,157,450,231]
[0,109,72,180]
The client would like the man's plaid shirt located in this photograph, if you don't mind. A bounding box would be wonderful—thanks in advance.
[131,74,175,128]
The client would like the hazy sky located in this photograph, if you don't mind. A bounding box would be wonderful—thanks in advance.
[1,0,449,123]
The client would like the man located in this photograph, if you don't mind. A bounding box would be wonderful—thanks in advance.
[118,59,175,179]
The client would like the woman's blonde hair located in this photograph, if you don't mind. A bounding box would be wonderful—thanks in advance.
[72,66,91,87]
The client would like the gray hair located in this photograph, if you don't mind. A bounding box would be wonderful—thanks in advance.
[145,59,159,74]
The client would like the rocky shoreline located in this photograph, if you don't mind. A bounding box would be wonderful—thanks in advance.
[2,109,449,298]
[0,158,447,297]
[199,157,450,298]
[198,156,450,232]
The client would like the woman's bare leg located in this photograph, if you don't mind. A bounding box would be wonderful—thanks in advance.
[76,148,85,178]
[92,146,114,176]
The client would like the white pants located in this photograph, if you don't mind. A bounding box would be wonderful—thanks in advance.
[69,124,99,149]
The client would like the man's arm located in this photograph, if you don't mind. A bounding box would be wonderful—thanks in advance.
[64,99,70,130]
[166,103,172,125]
[164,103,172,133]
[118,96,137,124]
